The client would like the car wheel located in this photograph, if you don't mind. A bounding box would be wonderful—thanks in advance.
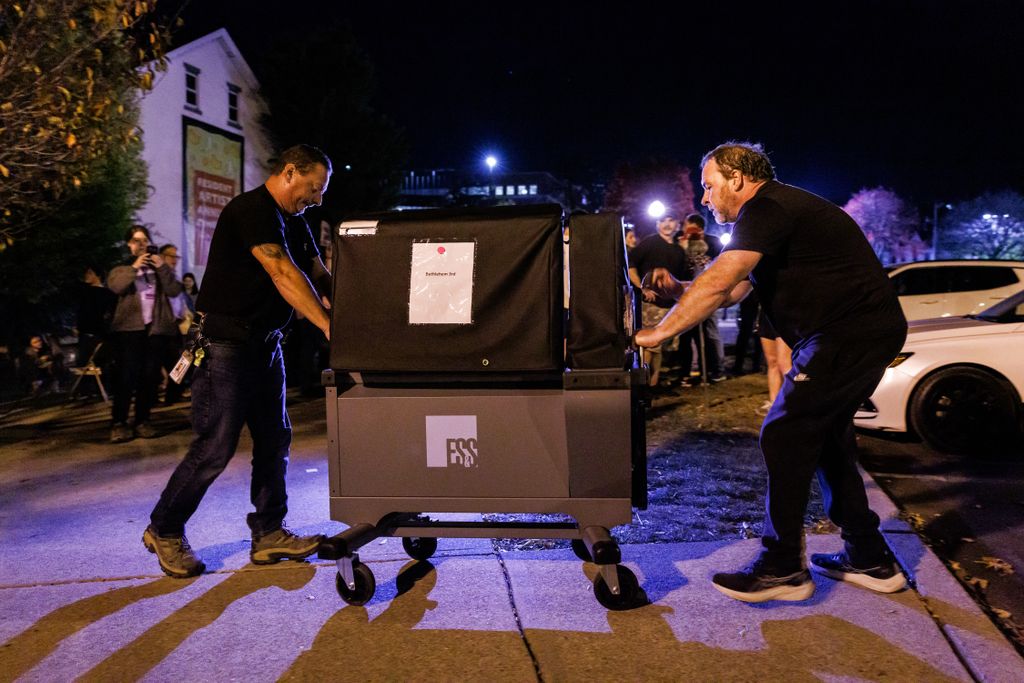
[909,366,1020,454]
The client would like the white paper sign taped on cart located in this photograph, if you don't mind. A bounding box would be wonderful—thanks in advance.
[409,241,475,324]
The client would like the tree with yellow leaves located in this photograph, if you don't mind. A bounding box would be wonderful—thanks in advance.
[0,0,172,246]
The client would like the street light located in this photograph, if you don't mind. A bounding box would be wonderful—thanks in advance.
[647,200,666,218]
[932,202,952,260]
[485,155,497,172]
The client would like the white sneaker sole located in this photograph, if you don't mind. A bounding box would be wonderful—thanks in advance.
[712,579,816,603]
[811,564,907,593]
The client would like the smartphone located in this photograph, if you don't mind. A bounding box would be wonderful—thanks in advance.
[146,245,159,255]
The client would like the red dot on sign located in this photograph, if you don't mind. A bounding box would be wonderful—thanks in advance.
[437,246,446,254]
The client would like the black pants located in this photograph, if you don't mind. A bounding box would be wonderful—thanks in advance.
[731,300,761,373]
[111,331,174,426]
[757,330,905,571]
[676,319,722,380]
[162,333,186,403]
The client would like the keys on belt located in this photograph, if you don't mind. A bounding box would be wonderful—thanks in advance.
[170,330,212,383]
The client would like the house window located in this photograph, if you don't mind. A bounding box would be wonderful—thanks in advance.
[506,185,514,195]
[184,64,201,112]
[529,185,538,195]
[518,185,528,196]
[227,83,241,128]
[495,186,504,196]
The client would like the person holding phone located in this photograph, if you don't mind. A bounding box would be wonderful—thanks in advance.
[106,225,183,442]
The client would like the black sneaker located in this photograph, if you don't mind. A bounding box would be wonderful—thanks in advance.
[250,527,325,565]
[810,552,907,593]
[712,563,815,603]
[142,526,205,578]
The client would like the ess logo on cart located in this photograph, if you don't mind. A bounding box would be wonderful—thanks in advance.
[425,415,479,468]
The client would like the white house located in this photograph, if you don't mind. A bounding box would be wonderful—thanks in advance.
[136,28,274,284]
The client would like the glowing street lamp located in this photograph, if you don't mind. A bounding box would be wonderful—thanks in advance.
[485,155,498,172]
[647,200,666,218]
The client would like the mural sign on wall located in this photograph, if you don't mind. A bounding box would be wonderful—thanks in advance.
[182,117,244,280]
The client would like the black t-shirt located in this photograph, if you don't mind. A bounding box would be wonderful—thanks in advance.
[724,181,905,348]
[196,184,320,332]
[76,282,116,335]
[629,233,693,308]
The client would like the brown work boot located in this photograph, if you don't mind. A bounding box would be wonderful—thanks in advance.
[143,526,205,578]
[135,422,158,439]
[250,527,325,565]
[110,423,133,443]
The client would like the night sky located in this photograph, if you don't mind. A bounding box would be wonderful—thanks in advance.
[173,1,1024,209]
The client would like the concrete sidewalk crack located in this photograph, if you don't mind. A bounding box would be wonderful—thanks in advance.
[492,542,544,682]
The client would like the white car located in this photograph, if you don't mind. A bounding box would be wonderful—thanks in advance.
[855,288,1024,454]
[888,260,1024,321]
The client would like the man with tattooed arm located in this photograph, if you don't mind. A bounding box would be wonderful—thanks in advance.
[143,145,333,578]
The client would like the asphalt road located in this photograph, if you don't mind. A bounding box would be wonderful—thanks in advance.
[858,430,1024,654]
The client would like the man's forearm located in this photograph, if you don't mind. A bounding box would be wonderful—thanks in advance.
[252,243,331,336]
[271,267,330,332]
[635,250,761,348]
[644,276,730,345]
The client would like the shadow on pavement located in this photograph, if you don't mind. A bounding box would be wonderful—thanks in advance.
[75,563,316,682]
[283,557,961,682]
[0,577,194,681]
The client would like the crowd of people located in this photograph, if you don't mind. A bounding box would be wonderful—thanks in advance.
[10,229,205,440]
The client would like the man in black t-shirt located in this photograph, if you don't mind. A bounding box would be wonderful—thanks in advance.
[637,142,907,603]
[627,211,692,388]
[144,144,334,578]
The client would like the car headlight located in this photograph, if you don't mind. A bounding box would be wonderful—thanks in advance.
[888,352,914,368]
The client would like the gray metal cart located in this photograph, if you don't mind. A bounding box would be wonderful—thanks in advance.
[318,206,647,609]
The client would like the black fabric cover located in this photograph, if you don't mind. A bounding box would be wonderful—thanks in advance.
[329,205,563,373]
[566,213,633,369]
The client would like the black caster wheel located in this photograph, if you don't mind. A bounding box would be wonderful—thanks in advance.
[335,561,376,606]
[402,536,438,561]
[570,538,592,562]
[593,565,643,611]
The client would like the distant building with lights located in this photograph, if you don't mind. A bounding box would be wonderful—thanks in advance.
[136,29,274,283]
[396,169,590,212]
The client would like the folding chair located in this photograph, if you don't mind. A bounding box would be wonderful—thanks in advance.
[68,341,109,402]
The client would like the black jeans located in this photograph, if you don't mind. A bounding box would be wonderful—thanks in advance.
[757,329,905,572]
[150,334,291,537]
[111,331,174,425]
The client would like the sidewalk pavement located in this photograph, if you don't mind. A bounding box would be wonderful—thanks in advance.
[1,396,1022,681]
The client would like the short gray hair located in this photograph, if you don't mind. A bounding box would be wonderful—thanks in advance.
[271,144,332,175]
[701,141,775,182]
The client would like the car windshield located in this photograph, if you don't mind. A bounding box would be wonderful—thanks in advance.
[976,288,1024,323]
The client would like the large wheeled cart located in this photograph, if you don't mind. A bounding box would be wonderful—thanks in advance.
[319,205,647,610]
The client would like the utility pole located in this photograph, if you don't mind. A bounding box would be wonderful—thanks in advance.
[932,202,951,260]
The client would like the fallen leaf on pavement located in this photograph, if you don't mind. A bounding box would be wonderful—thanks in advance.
[975,556,1014,576]
[966,576,990,590]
